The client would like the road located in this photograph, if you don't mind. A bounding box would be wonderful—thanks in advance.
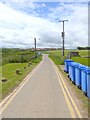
[2,54,71,118]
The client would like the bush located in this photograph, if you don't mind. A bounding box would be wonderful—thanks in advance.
[24,66,27,69]
[16,69,20,74]
[2,78,7,82]
[29,62,32,64]
[27,62,32,66]
[2,48,35,65]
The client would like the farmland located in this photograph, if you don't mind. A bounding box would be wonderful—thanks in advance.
[47,50,90,66]
[0,48,42,99]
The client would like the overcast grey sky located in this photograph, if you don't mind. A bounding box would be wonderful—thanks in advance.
[0,0,89,48]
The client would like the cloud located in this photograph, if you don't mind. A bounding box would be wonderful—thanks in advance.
[1,0,89,2]
[42,3,46,7]
[0,2,61,48]
[0,1,88,49]
[47,2,88,48]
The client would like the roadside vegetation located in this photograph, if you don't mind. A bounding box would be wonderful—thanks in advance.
[71,57,89,66]
[47,49,89,112]
[47,50,90,66]
[0,48,42,99]
[2,48,35,65]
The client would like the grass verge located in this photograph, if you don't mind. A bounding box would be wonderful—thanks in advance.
[48,51,89,116]
[58,65,88,109]
[71,57,90,66]
[0,56,42,100]
[47,50,90,66]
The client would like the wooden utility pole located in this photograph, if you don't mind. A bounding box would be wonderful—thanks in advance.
[59,20,68,56]
[34,38,37,57]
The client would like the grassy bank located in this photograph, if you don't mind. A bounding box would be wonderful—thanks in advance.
[1,54,42,99]
[71,57,89,66]
[2,48,35,65]
[48,50,89,114]
[1,48,42,99]
[48,50,90,66]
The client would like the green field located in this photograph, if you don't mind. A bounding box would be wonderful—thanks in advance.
[78,50,88,56]
[2,48,36,65]
[47,50,90,66]
[0,48,42,99]
[1,56,42,99]
[48,49,89,110]
[0,49,89,99]
[71,57,89,66]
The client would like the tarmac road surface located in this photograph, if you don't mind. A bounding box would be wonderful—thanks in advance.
[2,54,71,118]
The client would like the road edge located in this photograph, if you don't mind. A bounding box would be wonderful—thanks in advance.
[0,56,44,115]
[49,57,82,118]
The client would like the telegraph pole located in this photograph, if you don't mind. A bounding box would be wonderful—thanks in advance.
[34,38,37,57]
[59,20,68,56]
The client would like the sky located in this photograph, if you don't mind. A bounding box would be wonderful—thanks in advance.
[0,0,89,49]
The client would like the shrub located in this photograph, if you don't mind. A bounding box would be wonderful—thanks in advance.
[29,62,32,65]
[16,69,20,74]
[24,66,27,69]
[27,62,32,66]
[2,78,7,82]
